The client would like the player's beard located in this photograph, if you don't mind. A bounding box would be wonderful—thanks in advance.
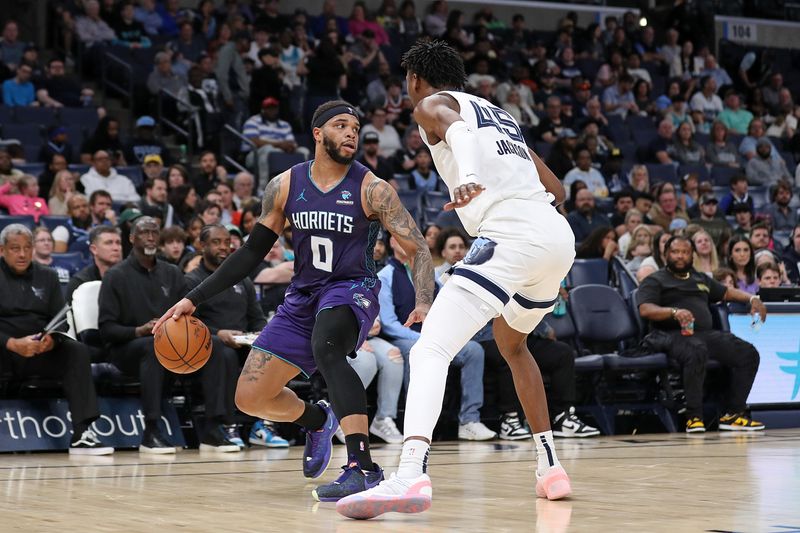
[323,134,355,165]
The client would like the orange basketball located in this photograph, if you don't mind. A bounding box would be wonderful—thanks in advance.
[154,315,212,374]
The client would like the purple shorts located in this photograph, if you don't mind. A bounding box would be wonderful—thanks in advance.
[252,279,381,378]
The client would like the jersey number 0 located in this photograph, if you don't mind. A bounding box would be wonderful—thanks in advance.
[311,235,333,272]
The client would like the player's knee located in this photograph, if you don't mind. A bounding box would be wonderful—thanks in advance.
[234,385,260,415]
[409,337,452,367]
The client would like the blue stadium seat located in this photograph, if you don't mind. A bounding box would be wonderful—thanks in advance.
[607,121,631,143]
[68,164,91,175]
[397,189,421,213]
[50,252,88,276]
[610,256,638,299]
[423,191,448,210]
[423,206,440,226]
[267,152,306,178]
[117,166,143,188]
[13,107,58,126]
[533,141,552,160]
[645,163,678,184]
[59,107,99,130]
[566,258,609,287]
[0,106,13,124]
[0,215,36,231]
[1,124,43,161]
[710,165,740,187]
[16,162,45,175]
[627,114,656,135]
[392,173,411,190]
[40,215,70,232]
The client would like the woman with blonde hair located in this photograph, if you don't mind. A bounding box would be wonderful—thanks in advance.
[691,229,719,276]
[48,170,77,215]
[628,164,650,192]
[624,224,653,274]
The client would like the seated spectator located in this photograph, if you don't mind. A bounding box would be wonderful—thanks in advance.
[348,2,389,45]
[627,53,652,84]
[99,217,240,453]
[602,73,637,118]
[30,227,70,284]
[637,235,766,432]
[140,175,174,228]
[2,61,35,107]
[637,230,670,282]
[192,151,227,197]
[80,116,126,166]
[215,181,237,226]
[48,169,77,216]
[169,21,205,65]
[671,121,705,166]
[691,194,731,253]
[718,174,754,216]
[182,66,224,152]
[575,226,618,260]
[38,126,75,165]
[378,236,495,440]
[739,118,781,163]
[526,321,600,438]
[88,189,116,227]
[623,224,653,274]
[678,172,701,212]
[689,76,723,122]
[113,1,152,49]
[124,116,171,166]
[648,119,676,164]
[167,164,189,190]
[249,238,294,316]
[749,223,773,254]
[147,50,187,98]
[564,145,609,198]
[756,262,782,288]
[0,224,113,455]
[197,199,221,226]
[762,181,797,232]
[706,120,740,168]
[545,133,578,180]
[732,203,754,238]
[665,94,690,128]
[632,78,656,116]
[567,189,611,243]
[75,0,117,47]
[80,150,140,203]
[243,97,309,187]
[628,165,651,193]
[169,184,198,229]
[134,0,164,36]
[745,139,792,187]
[0,174,49,222]
[233,171,255,209]
[358,132,396,184]
[38,153,69,196]
[0,20,25,70]
[501,86,538,131]
[433,227,468,280]
[157,225,188,265]
[783,223,800,284]
[53,193,93,254]
[603,151,629,196]
[649,184,688,231]
[717,92,752,135]
[713,266,737,290]
[187,224,267,450]
[699,54,732,92]
[142,153,164,182]
[727,235,758,294]
[691,229,719,276]
[361,107,403,158]
[765,90,796,140]
[633,191,656,224]
[537,96,572,143]
[407,146,439,192]
[617,207,643,254]
[65,225,123,303]
[345,317,404,444]
[36,57,96,109]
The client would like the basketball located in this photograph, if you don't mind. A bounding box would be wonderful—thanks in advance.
[154,315,212,374]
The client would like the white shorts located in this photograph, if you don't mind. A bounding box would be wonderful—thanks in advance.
[447,216,575,334]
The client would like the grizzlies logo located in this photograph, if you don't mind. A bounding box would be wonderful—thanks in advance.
[463,237,497,266]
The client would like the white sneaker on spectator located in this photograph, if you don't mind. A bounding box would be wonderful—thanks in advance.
[499,412,532,440]
[458,421,497,441]
[69,429,114,456]
[369,417,404,444]
[552,407,600,438]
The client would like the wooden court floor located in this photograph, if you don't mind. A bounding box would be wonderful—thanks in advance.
[2,429,799,532]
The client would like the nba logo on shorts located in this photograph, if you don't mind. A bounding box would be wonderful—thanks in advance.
[352,293,371,309]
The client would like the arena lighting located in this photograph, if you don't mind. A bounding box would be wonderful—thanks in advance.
[639,16,648,26]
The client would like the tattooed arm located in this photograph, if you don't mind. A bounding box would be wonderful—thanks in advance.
[364,174,435,326]
[154,173,290,332]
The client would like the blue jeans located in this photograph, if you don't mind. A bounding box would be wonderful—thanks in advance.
[392,338,485,425]
[348,338,404,420]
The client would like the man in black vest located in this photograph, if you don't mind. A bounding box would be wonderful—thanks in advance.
[0,224,112,455]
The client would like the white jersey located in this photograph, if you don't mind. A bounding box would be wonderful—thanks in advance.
[419,90,554,238]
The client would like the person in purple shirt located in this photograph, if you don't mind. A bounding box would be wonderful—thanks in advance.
[156,100,434,502]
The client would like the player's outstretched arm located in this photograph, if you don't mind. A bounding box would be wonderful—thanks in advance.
[154,173,289,333]
[365,176,434,325]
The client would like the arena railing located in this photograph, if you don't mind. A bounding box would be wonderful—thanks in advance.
[222,124,258,177]
[157,89,198,159]
[101,52,133,103]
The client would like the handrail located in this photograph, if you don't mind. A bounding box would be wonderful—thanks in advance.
[222,124,258,178]
[101,52,133,101]
[158,89,198,158]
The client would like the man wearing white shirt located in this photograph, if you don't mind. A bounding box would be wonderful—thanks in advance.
[360,107,403,159]
[689,76,723,121]
[563,146,609,198]
[80,150,140,204]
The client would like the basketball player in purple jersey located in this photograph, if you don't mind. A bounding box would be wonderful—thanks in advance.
[155,101,434,501]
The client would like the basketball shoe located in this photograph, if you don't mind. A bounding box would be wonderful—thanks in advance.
[535,466,572,500]
[200,424,242,453]
[499,412,532,440]
[336,472,432,519]
[225,425,245,449]
[719,412,765,431]
[303,400,339,478]
[312,457,385,502]
[685,417,706,433]
[69,428,114,456]
[249,420,289,448]
[551,407,600,438]
[458,421,497,440]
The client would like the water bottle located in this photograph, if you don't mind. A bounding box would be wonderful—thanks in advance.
[553,279,567,317]
[179,144,188,165]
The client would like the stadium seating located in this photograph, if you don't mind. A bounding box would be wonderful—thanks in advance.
[40,215,70,233]
[566,258,609,287]
[267,152,305,178]
[0,215,36,231]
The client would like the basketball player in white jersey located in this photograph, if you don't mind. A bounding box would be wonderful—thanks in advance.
[337,41,576,519]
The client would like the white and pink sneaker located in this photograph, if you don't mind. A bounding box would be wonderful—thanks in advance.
[535,466,572,500]
[336,472,433,519]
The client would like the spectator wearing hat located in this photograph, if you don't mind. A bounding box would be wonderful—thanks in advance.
[124,116,171,166]
[142,154,164,181]
[746,138,792,187]
[2,61,35,107]
[537,96,572,144]
[358,131,396,184]
[243,96,309,187]
[80,150,140,204]
[719,174,754,216]
[691,194,731,251]
[117,207,143,257]
[38,126,76,165]
[762,180,798,232]
[564,145,609,198]
[602,73,637,118]
[140,174,174,228]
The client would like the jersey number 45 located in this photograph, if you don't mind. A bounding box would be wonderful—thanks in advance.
[470,101,525,143]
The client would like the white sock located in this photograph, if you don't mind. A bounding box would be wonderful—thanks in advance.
[534,430,561,476]
[397,439,430,479]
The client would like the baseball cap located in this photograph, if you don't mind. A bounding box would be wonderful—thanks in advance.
[261,96,279,108]
[669,218,688,231]
[700,194,718,205]
[118,208,143,225]
[136,116,156,128]
[558,128,577,139]
[363,131,380,144]
[143,154,163,165]
[225,224,243,238]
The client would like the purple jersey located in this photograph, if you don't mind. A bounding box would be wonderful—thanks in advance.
[285,160,380,292]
